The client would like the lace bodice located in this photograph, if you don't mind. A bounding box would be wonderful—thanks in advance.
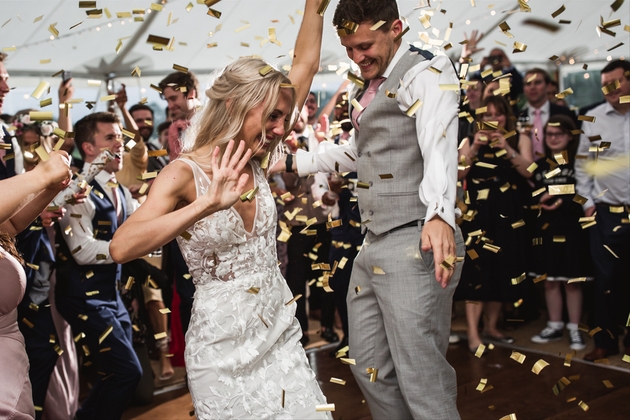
[176,158,278,284]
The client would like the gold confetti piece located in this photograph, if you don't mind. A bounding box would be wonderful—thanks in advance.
[511,219,525,229]
[150,3,163,11]
[316,404,335,412]
[476,378,488,392]
[393,26,409,42]
[22,318,35,328]
[622,354,630,363]
[31,81,50,100]
[285,294,303,306]
[34,15,43,23]
[511,272,526,285]
[567,277,587,283]
[258,314,269,328]
[603,244,619,259]
[247,286,260,294]
[79,1,96,7]
[526,162,538,173]
[619,95,630,104]
[350,98,364,114]
[330,377,346,385]
[372,266,385,275]
[154,332,167,340]
[551,5,566,18]
[180,231,192,241]
[406,99,424,116]
[378,173,393,179]
[474,344,486,358]
[1,46,16,52]
[39,97,53,108]
[602,380,614,389]
[367,367,378,382]
[439,84,459,91]
[607,42,624,52]
[315,0,331,16]
[370,20,386,31]
[549,185,575,195]
[578,401,589,412]
[100,94,115,102]
[85,270,95,279]
[185,2,194,12]
[85,290,99,296]
[235,24,251,33]
[99,325,113,344]
[48,23,59,37]
[340,357,356,365]
[257,65,274,78]
[29,303,39,312]
[532,359,550,374]
[510,351,526,364]
[173,64,188,73]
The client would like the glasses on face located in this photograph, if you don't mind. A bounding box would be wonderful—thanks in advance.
[544,131,568,138]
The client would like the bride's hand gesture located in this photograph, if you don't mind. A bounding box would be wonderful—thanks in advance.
[199,140,252,215]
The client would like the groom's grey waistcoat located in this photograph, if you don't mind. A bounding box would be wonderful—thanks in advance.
[349,49,429,236]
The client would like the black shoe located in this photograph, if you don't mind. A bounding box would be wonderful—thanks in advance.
[320,327,340,343]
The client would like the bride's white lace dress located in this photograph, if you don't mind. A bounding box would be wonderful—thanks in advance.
[176,158,331,420]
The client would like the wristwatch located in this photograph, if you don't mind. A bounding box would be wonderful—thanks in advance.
[285,154,294,173]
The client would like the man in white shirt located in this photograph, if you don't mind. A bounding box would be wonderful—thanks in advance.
[575,60,630,362]
[55,112,142,420]
[283,1,464,418]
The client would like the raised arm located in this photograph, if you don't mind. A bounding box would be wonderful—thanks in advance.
[0,151,72,235]
[288,0,324,109]
[110,141,251,263]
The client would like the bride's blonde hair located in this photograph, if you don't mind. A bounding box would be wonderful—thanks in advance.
[181,58,297,167]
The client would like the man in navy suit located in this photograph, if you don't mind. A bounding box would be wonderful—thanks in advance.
[518,68,576,157]
[56,112,141,420]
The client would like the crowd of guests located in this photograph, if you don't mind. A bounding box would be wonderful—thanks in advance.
[0,33,628,420]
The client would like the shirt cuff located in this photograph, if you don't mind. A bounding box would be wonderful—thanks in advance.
[425,197,456,231]
[295,150,317,177]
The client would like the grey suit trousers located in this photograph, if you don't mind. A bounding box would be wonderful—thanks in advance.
[347,224,465,420]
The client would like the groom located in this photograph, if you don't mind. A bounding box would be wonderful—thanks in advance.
[288,0,464,418]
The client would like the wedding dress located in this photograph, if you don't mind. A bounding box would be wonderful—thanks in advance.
[177,158,331,419]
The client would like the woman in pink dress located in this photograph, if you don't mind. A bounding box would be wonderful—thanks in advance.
[0,151,71,419]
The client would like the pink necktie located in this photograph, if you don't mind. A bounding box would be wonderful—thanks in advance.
[110,177,122,224]
[352,77,386,129]
[532,108,544,158]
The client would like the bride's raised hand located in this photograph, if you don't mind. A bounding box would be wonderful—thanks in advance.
[200,140,252,214]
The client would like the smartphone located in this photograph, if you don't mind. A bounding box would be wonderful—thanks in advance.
[62,71,73,83]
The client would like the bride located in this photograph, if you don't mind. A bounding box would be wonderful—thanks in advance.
[111,1,331,418]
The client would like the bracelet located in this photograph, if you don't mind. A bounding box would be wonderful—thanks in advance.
[285,154,294,173]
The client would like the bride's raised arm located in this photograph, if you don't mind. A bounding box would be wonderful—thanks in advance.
[288,0,325,109]
[110,140,251,264]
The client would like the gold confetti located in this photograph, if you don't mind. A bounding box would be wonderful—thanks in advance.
[533,273,547,283]
[511,272,526,285]
[315,404,335,412]
[474,344,486,358]
[549,185,575,195]
[285,294,303,306]
[246,286,260,294]
[330,377,346,385]
[551,5,566,18]
[511,220,525,229]
[173,63,188,73]
[510,351,526,364]
[340,357,355,365]
[578,401,589,412]
[234,24,251,33]
[316,0,331,16]
[372,266,385,275]
[532,359,550,374]
[258,314,269,328]
[406,99,424,116]
[99,325,113,344]
[564,353,572,367]
[603,244,619,259]
[393,26,409,42]
[370,20,386,31]
[31,81,50,100]
[154,332,167,340]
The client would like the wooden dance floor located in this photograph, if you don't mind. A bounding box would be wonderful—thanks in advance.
[123,341,630,419]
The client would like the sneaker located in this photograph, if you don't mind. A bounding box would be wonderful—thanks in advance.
[531,326,563,343]
[449,334,461,344]
[569,329,586,351]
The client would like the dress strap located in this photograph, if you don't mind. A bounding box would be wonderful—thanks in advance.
[176,158,211,198]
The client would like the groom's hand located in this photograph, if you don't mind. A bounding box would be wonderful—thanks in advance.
[421,216,456,289]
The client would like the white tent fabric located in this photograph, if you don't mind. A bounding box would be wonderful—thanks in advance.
[1,0,628,117]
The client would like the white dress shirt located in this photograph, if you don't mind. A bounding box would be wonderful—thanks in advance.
[296,44,460,230]
[1,122,25,174]
[58,163,139,265]
[575,101,630,207]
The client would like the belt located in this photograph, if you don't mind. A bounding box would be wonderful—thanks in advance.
[389,219,424,234]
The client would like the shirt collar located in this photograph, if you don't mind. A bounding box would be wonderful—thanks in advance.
[87,161,115,185]
[528,100,550,115]
[381,43,406,79]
